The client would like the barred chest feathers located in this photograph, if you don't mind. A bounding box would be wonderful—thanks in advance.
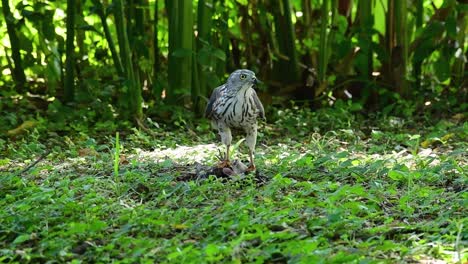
[214,86,258,128]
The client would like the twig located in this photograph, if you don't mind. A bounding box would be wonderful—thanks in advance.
[18,150,50,175]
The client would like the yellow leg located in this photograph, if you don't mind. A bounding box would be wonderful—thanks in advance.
[217,145,231,168]
[246,150,256,171]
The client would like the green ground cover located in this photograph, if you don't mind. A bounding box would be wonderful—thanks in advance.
[0,107,466,263]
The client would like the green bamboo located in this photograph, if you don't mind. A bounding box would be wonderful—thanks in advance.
[114,0,143,119]
[64,0,76,102]
[91,0,124,77]
[452,4,466,88]
[395,0,408,97]
[328,0,339,74]
[126,0,135,41]
[152,0,165,102]
[153,0,160,74]
[415,0,423,28]
[75,0,87,60]
[217,6,229,77]
[192,35,200,112]
[194,0,213,112]
[386,0,395,54]
[2,0,26,91]
[114,0,131,73]
[358,0,373,80]
[318,0,329,83]
[167,0,193,103]
[126,0,144,98]
[135,0,145,35]
[272,0,299,84]
[179,0,193,100]
[166,0,176,101]
[413,0,423,89]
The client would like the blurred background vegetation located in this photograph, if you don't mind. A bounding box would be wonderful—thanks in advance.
[0,0,466,134]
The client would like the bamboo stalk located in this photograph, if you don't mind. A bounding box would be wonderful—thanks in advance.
[179,0,193,99]
[358,0,373,80]
[153,0,160,74]
[114,0,143,119]
[194,0,213,112]
[452,3,466,88]
[192,34,200,112]
[167,0,193,103]
[167,0,177,101]
[91,0,124,77]
[413,0,423,89]
[217,6,229,77]
[318,0,329,83]
[395,0,408,97]
[272,0,299,84]
[2,0,26,91]
[64,0,76,102]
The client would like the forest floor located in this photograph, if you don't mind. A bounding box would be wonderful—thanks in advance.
[0,106,467,263]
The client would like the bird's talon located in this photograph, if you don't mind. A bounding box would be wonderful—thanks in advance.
[217,160,231,168]
[246,165,256,172]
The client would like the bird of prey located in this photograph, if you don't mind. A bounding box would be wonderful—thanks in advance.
[205,69,265,171]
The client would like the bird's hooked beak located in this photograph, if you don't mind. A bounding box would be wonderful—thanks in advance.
[252,77,261,86]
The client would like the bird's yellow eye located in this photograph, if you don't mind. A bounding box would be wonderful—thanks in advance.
[240,74,246,80]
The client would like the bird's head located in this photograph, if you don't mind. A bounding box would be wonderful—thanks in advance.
[226,69,259,92]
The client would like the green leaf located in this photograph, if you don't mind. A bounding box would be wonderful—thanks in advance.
[434,56,450,82]
[13,234,30,244]
[68,222,88,234]
[205,244,219,256]
[89,220,107,232]
[212,49,226,61]
[197,48,212,66]
[445,14,457,38]
[388,170,407,181]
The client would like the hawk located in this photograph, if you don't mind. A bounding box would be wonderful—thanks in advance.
[205,69,265,171]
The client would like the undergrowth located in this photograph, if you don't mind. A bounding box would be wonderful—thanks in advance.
[0,103,466,263]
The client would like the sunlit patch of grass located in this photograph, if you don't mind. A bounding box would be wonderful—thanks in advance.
[134,143,219,164]
[0,110,466,263]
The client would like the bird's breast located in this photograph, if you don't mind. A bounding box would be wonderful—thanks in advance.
[214,88,258,128]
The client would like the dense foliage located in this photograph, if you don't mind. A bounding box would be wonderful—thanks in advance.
[0,0,466,126]
[1,107,467,263]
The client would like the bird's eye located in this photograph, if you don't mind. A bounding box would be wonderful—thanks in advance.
[240,74,246,80]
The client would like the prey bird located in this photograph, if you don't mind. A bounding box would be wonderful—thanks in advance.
[205,69,265,171]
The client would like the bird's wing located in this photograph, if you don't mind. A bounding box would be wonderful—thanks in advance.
[205,84,225,118]
[252,90,265,120]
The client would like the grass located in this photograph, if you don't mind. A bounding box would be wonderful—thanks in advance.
[0,106,467,263]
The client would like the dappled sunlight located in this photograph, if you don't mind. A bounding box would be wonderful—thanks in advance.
[134,143,219,163]
[351,147,443,168]
[265,138,457,172]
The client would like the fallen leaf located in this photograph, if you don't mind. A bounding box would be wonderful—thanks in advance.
[7,120,37,136]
